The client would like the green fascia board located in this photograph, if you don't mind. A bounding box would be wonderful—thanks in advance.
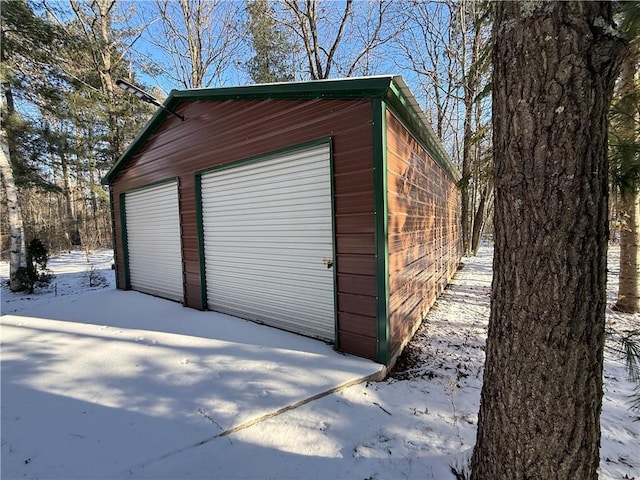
[169,76,396,103]
[102,75,459,186]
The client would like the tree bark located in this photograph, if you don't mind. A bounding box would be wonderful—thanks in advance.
[471,3,624,479]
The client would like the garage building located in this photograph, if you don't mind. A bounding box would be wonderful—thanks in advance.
[103,76,461,366]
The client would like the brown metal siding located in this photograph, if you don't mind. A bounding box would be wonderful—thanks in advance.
[386,110,461,358]
[110,98,378,360]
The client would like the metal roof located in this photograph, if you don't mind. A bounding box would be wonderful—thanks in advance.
[102,75,459,184]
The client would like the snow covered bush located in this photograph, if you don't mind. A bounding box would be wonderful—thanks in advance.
[83,264,109,288]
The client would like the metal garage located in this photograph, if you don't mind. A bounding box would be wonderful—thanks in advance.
[104,76,462,365]
[199,143,335,340]
[124,181,183,302]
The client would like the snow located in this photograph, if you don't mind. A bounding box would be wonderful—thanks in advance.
[1,246,638,479]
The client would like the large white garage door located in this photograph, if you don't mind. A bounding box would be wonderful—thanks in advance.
[125,181,183,302]
[201,144,335,341]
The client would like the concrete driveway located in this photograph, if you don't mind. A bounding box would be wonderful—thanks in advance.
[1,288,383,479]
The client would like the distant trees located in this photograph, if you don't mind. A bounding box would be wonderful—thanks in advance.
[0,0,153,267]
[149,0,242,88]
[394,0,491,256]
[471,2,624,478]
[611,6,640,313]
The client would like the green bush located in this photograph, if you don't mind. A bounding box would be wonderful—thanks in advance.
[16,238,55,293]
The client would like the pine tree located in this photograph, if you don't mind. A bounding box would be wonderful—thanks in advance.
[1,0,64,289]
[611,5,640,313]
[245,0,293,83]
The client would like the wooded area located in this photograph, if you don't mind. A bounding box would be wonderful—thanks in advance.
[3,0,636,304]
[1,0,495,269]
[1,1,638,477]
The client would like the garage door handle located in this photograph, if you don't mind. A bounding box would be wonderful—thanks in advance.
[322,258,333,269]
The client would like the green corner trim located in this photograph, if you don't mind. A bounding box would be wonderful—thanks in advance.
[109,189,118,286]
[373,99,390,365]
[327,138,339,348]
[194,173,208,310]
[119,193,130,289]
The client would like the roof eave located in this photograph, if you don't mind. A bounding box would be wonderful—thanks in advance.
[101,92,177,185]
[386,76,460,182]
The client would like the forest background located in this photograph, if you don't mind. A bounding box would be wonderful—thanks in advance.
[0,0,637,311]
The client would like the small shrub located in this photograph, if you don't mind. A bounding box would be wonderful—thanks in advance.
[16,238,55,293]
[84,264,109,288]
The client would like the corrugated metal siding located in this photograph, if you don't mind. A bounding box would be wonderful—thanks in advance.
[200,144,335,341]
[125,182,183,302]
[110,98,378,360]
[386,110,461,357]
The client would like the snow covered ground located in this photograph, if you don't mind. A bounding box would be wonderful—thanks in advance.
[1,245,638,479]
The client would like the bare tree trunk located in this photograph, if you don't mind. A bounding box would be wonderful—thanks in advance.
[460,98,472,256]
[153,0,241,88]
[458,0,484,256]
[615,189,640,312]
[0,114,26,291]
[471,2,624,479]
[470,186,489,255]
[60,149,75,250]
[614,40,640,313]
[282,0,353,79]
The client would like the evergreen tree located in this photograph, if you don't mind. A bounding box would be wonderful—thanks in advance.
[245,0,293,83]
[611,4,640,313]
[1,0,65,290]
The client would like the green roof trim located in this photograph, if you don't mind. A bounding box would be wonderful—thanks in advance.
[102,75,459,185]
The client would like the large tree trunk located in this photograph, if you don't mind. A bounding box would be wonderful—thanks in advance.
[471,3,624,479]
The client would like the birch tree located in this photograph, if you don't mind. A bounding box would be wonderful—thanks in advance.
[0,93,26,291]
[1,0,62,288]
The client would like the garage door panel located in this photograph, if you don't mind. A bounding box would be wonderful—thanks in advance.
[125,182,183,302]
[202,155,328,189]
[201,144,335,341]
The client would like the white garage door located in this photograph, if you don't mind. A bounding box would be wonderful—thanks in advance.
[200,144,335,340]
[125,181,183,302]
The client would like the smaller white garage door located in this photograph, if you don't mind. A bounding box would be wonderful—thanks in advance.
[201,144,335,341]
[125,181,183,302]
